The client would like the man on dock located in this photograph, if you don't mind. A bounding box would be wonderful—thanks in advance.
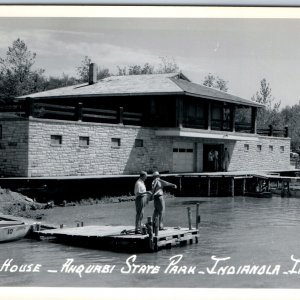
[151,171,177,231]
[134,171,152,234]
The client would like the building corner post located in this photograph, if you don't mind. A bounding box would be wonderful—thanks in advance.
[251,107,257,134]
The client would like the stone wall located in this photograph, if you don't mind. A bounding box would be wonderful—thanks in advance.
[0,117,291,177]
[28,119,173,177]
[0,117,29,177]
[225,136,290,171]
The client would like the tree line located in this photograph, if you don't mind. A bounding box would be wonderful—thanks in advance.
[1,38,299,150]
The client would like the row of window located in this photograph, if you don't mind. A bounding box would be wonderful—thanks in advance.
[244,144,285,153]
[50,135,144,148]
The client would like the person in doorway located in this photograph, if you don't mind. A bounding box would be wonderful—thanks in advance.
[208,150,214,171]
[223,147,230,172]
[134,171,152,234]
[151,171,177,230]
[213,149,219,171]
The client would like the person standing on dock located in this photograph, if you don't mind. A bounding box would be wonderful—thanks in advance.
[151,171,177,231]
[134,171,152,234]
[223,147,230,172]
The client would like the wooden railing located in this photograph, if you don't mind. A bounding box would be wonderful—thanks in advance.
[0,98,143,126]
[235,123,252,133]
[257,125,289,138]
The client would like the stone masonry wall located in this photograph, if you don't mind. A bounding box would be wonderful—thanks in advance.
[225,136,290,171]
[28,119,173,177]
[0,118,29,177]
[0,117,290,177]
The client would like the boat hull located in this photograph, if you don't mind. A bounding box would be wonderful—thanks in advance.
[0,223,31,243]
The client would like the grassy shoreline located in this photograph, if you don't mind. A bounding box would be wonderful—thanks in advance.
[0,187,174,222]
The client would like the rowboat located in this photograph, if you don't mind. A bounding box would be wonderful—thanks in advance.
[0,220,32,242]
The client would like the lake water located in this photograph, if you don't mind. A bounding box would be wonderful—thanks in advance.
[1,196,300,288]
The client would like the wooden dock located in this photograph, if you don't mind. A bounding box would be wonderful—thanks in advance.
[34,225,199,252]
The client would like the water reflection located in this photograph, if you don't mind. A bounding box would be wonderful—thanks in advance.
[1,196,300,288]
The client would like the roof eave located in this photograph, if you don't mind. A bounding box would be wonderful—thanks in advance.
[16,91,185,101]
[184,91,265,108]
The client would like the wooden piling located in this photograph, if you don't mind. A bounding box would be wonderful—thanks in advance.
[208,178,211,197]
[146,216,154,251]
[231,178,235,197]
[242,178,246,195]
[195,203,200,229]
[60,224,64,229]
[179,177,182,194]
[154,217,159,237]
[187,207,192,230]
[81,221,84,227]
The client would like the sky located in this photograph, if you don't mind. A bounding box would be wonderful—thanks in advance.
[0,17,300,107]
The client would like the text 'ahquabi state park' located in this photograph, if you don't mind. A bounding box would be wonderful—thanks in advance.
[2,255,300,278]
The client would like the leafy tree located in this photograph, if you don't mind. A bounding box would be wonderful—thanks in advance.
[0,38,45,102]
[203,73,228,92]
[76,56,91,82]
[157,56,179,74]
[252,78,282,128]
[280,102,300,150]
[43,73,78,90]
[117,57,178,76]
[76,56,110,82]
[127,63,155,75]
[117,66,127,76]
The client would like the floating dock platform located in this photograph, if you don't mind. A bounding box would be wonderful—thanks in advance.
[34,225,199,252]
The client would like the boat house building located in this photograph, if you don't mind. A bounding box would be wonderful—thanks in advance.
[0,64,290,177]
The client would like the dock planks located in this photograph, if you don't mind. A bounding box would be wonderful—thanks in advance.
[35,225,199,252]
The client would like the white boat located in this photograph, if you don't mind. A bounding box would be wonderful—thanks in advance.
[0,220,31,242]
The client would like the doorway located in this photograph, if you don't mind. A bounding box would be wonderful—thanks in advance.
[203,144,224,172]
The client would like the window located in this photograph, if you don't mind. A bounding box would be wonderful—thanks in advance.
[269,145,274,152]
[173,148,178,152]
[135,139,143,148]
[79,136,89,147]
[257,145,262,152]
[244,144,249,151]
[280,146,285,153]
[111,138,121,148]
[51,135,62,146]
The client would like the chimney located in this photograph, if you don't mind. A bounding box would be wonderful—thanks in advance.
[89,63,98,85]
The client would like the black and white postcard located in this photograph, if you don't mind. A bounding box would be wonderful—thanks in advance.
[0,5,300,300]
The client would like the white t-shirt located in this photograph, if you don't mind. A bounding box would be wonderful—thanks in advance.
[134,179,146,196]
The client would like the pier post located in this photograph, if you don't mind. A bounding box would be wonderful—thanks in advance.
[146,216,154,251]
[154,217,159,237]
[231,178,235,197]
[60,224,64,229]
[208,178,211,197]
[195,203,200,229]
[179,177,182,194]
[187,207,192,230]
[242,178,246,195]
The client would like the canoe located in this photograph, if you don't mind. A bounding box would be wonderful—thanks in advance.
[0,220,31,243]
